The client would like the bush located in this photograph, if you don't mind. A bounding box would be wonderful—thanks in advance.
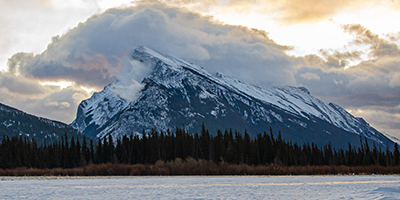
[1,160,400,176]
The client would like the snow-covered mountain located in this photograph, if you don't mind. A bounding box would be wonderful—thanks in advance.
[71,46,394,149]
[0,103,84,144]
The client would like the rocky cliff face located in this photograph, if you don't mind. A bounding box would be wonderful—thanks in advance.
[71,46,394,149]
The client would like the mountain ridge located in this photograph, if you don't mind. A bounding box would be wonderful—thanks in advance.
[71,46,394,149]
[0,102,84,144]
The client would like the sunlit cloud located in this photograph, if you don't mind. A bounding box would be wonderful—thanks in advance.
[80,86,95,94]
[40,81,74,89]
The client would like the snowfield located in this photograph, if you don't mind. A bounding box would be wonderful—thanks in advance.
[1,175,400,199]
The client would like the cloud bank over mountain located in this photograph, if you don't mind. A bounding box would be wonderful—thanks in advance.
[6,3,297,87]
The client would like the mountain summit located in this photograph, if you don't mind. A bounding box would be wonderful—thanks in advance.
[71,46,394,149]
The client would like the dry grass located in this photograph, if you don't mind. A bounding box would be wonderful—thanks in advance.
[1,158,400,176]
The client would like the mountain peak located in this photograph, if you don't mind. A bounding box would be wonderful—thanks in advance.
[71,47,394,149]
[134,46,175,65]
[298,86,310,95]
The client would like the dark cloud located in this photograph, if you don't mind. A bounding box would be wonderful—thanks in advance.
[0,84,90,123]
[7,52,34,74]
[345,105,400,142]
[0,73,47,95]
[31,87,87,122]
[342,24,400,58]
[342,24,380,45]
[318,49,363,67]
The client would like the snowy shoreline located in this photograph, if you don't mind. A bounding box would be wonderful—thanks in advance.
[1,174,399,181]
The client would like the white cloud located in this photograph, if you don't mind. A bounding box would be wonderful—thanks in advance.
[111,59,151,102]
[333,79,343,85]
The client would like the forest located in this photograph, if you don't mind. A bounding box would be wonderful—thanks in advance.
[1,123,399,172]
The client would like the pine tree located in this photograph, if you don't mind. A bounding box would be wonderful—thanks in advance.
[108,135,116,163]
[82,136,88,165]
[69,137,76,168]
[160,131,166,161]
[89,139,94,164]
[213,129,224,163]
[63,133,69,168]
[96,138,102,164]
[394,143,400,166]
[1,136,12,169]
[76,138,82,167]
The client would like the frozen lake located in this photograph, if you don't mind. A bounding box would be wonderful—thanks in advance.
[1,175,400,199]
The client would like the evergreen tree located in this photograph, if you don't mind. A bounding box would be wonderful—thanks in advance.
[89,139,94,164]
[76,138,82,167]
[96,138,102,164]
[69,137,76,168]
[108,135,116,163]
[2,125,400,170]
[1,136,12,169]
[394,143,400,166]
[82,136,88,165]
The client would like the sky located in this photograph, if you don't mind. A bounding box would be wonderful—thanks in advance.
[1,0,400,142]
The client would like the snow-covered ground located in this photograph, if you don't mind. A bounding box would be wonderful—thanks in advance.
[1,175,399,199]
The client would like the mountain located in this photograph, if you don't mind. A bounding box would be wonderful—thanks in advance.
[0,102,84,144]
[71,46,394,149]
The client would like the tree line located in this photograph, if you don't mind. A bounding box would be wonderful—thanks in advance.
[1,124,399,169]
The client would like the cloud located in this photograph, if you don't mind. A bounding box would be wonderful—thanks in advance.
[347,106,400,143]
[8,2,297,88]
[342,24,400,58]
[340,24,400,90]
[0,73,48,95]
[161,0,400,25]
[44,100,70,109]
[111,59,150,102]
[267,0,358,24]
[300,72,320,81]
[0,84,91,123]
[158,0,219,13]
[292,24,400,140]
[0,0,53,8]
[157,0,387,24]
[0,0,102,74]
